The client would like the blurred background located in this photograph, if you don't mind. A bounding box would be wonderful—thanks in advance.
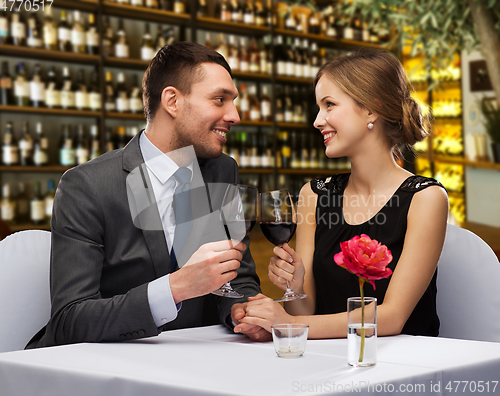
[1,0,499,298]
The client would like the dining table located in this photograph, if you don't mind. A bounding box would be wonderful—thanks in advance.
[0,324,499,395]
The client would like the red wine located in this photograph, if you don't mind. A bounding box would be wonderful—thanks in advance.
[260,221,296,246]
[224,220,256,240]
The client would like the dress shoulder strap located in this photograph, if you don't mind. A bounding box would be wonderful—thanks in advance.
[399,175,446,193]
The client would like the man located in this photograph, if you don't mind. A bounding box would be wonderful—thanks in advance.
[28,42,269,348]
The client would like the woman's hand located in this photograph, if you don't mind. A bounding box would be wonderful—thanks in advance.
[268,243,306,294]
[237,294,295,333]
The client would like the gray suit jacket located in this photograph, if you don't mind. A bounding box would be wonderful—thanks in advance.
[28,131,261,348]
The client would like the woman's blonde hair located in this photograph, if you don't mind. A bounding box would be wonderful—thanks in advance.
[314,48,429,159]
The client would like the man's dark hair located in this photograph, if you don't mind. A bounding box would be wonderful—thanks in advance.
[142,41,232,122]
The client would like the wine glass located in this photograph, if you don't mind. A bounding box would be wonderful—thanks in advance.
[260,189,307,302]
[212,184,258,298]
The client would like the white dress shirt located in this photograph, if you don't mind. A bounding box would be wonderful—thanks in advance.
[140,132,193,327]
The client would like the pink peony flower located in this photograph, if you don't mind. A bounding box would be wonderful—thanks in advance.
[334,234,393,289]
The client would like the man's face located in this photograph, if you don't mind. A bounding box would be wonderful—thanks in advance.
[171,63,240,159]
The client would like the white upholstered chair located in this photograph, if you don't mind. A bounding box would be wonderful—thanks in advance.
[436,224,500,342]
[0,230,51,352]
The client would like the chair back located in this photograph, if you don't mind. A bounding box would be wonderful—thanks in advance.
[0,230,51,352]
[437,224,500,342]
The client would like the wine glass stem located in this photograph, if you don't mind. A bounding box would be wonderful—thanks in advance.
[285,281,294,294]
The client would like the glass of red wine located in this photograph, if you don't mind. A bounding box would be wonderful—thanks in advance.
[212,184,257,298]
[260,189,307,302]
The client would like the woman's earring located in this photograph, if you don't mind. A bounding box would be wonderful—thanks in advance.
[367,121,374,130]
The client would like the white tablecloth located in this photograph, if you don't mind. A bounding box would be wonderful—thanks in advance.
[0,325,499,395]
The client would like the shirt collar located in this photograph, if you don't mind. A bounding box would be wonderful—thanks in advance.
[139,132,193,185]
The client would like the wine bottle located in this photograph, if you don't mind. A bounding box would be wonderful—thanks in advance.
[71,11,86,53]
[131,0,144,6]
[114,19,129,58]
[284,86,293,122]
[0,61,13,105]
[274,86,284,123]
[254,0,265,26]
[258,37,267,74]
[115,72,129,113]
[309,11,320,35]
[129,74,143,113]
[60,67,76,109]
[279,131,291,169]
[264,0,276,27]
[14,62,30,107]
[154,24,166,54]
[248,132,259,167]
[159,0,172,11]
[145,0,159,8]
[248,84,261,121]
[45,66,61,109]
[105,71,116,112]
[197,0,208,17]
[214,34,229,61]
[88,70,102,111]
[102,16,114,57]
[243,0,255,25]
[114,126,128,149]
[218,0,231,21]
[230,0,242,23]
[59,124,76,166]
[75,124,89,165]
[239,131,248,167]
[18,121,33,166]
[58,10,72,51]
[0,10,9,44]
[104,127,115,152]
[227,35,240,71]
[75,69,89,110]
[89,125,101,160]
[352,13,362,42]
[45,179,56,222]
[173,0,186,13]
[30,181,45,225]
[248,37,260,73]
[16,182,29,222]
[274,35,286,76]
[310,42,321,77]
[239,83,249,120]
[141,23,155,61]
[260,85,271,122]
[284,7,297,31]
[86,14,100,55]
[33,122,49,166]
[285,36,295,77]
[10,13,26,46]
[239,36,249,72]
[42,7,57,50]
[2,121,19,166]
[302,39,311,79]
[290,131,299,169]
[29,64,45,108]
[1,184,16,225]
[27,13,43,49]
[293,37,303,78]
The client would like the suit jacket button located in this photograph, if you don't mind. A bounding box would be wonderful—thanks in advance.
[139,330,145,336]
[132,331,139,338]
[119,334,126,341]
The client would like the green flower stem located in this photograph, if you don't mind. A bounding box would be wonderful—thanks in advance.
[358,278,366,363]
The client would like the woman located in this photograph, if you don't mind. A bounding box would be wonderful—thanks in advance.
[236,49,448,339]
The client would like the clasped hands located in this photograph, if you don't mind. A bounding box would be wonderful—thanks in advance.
[232,243,305,341]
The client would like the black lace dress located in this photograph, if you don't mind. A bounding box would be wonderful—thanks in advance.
[310,173,445,336]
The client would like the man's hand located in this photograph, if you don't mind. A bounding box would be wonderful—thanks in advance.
[231,301,272,342]
[169,240,246,304]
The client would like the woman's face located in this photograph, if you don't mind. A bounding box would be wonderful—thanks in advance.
[313,75,370,159]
